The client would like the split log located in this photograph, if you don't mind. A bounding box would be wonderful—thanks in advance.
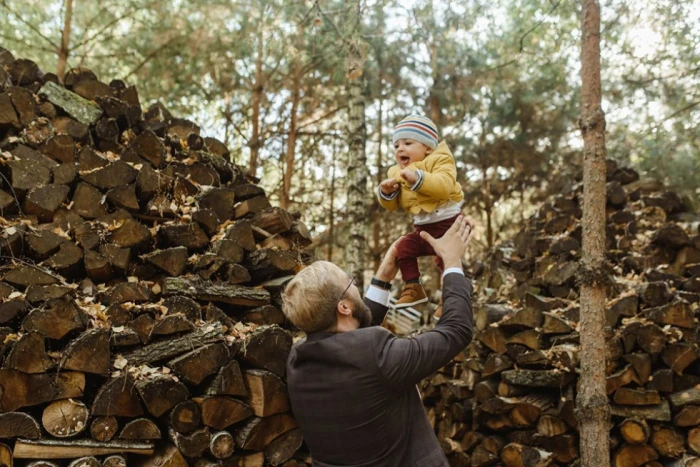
[501,369,574,388]
[243,370,291,417]
[22,298,86,339]
[169,400,202,434]
[500,442,553,467]
[60,328,110,374]
[689,428,700,456]
[91,375,143,417]
[0,442,11,467]
[619,418,650,444]
[169,427,211,459]
[23,185,70,222]
[102,455,127,467]
[142,247,188,276]
[477,326,507,354]
[674,405,700,427]
[669,386,700,409]
[613,388,661,406]
[210,431,235,460]
[90,416,118,442]
[0,370,85,412]
[194,396,254,430]
[135,375,189,417]
[5,332,53,373]
[67,458,100,467]
[238,326,293,377]
[169,342,229,385]
[264,428,303,466]
[38,82,103,125]
[152,315,195,335]
[234,196,271,218]
[537,415,569,438]
[206,360,248,397]
[13,439,154,459]
[119,418,161,440]
[0,412,41,439]
[245,248,299,281]
[133,443,187,467]
[121,322,224,366]
[42,399,89,438]
[234,414,297,451]
[163,277,270,306]
[650,426,685,458]
[610,402,672,422]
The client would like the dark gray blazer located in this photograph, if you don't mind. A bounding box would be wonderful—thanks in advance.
[286,273,474,467]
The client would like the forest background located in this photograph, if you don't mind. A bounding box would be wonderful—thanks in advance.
[2,0,698,289]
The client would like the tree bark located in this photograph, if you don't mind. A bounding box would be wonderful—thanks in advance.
[281,22,304,210]
[56,0,74,81]
[344,1,369,289]
[576,1,611,466]
[327,160,336,261]
[249,15,265,176]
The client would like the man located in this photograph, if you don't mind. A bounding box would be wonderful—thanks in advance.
[282,215,474,466]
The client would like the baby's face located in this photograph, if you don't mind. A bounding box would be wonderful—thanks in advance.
[394,139,431,168]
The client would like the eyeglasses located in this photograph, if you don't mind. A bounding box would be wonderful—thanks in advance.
[340,275,357,300]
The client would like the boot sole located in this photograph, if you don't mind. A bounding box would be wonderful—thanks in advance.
[394,297,429,309]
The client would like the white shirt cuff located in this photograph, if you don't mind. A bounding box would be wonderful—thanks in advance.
[442,267,464,279]
[378,186,399,201]
[365,286,390,307]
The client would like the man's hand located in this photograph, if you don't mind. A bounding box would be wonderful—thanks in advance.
[399,169,418,184]
[419,215,472,270]
[379,178,399,196]
[375,239,401,283]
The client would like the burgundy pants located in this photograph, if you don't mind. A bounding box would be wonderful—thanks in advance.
[396,215,459,282]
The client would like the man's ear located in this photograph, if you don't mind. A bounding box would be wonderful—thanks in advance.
[336,300,352,317]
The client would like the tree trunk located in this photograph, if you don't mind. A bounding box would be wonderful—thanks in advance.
[281,22,304,210]
[576,1,611,467]
[482,164,494,248]
[56,0,74,81]
[327,161,336,262]
[344,1,369,289]
[249,17,264,176]
[371,3,386,272]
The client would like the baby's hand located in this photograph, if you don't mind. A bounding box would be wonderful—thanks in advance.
[399,169,418,184]
[379,178,399,196]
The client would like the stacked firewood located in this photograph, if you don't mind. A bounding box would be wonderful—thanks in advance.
[422,161,700,466]
[0,49,313,466]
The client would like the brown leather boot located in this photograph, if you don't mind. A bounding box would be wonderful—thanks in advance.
[395,283,428,308]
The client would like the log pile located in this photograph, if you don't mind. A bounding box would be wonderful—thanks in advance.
[422,160,700,466]
[0,49,313,466]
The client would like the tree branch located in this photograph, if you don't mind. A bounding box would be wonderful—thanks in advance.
[519,0,563,53]
[123,37,179,80]
[71,8,139,52]
[632,100,700,146]
[1,0,60,49]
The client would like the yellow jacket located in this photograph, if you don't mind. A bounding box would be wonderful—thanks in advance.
[378,141,464,215]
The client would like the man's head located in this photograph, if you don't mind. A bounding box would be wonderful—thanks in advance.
[392,115,438,168]
[281,261,372,333]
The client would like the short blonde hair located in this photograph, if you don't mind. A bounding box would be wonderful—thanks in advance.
[281,261,346,333]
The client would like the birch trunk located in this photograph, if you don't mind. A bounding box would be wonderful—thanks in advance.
[344,2,369,289]
[249,19,264,177]
[281,22,304,210]
[577,1,611,466]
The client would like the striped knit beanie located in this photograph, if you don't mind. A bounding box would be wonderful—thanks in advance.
[392,115,438,149]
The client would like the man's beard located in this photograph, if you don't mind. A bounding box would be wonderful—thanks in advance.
[349,296,372,328]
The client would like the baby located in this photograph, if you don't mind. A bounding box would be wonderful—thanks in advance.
[377,116,464,315]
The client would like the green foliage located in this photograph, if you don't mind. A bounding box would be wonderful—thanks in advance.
[2,0,697,270]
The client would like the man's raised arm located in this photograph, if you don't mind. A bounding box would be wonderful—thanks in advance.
[373,216,475,388]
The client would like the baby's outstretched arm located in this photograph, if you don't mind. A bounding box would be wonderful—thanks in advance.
[379,178,399,196]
